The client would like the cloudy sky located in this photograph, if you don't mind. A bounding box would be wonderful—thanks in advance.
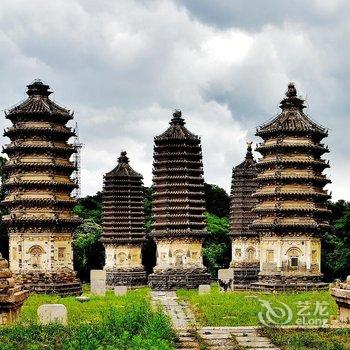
[0,0,349,200]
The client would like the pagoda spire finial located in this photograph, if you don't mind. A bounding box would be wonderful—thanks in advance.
[245,141,253,160]
[26,79,52,97]
[118,151,129,164]
[286,82,297,98]
[170,109,185,126]
[280,81,305,111]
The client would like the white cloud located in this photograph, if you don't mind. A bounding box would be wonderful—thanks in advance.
[0,0,347,201]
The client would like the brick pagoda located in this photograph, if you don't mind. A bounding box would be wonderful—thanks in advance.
[229,142,259,288]
[101,151,147,287]
[251,83,330,290]
[148,110,210,289]
[2,80,82,295]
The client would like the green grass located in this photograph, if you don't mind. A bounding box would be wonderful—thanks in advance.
[0,285,176,350]
[20,285,149,325]
[177,284,337,327]
[262,328,350,350]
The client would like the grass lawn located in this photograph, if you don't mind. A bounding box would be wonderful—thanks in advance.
[262,328,350,350]
[177,284,337,327]
[0,285,176,350]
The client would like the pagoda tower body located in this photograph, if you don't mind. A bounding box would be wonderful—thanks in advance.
[251,83,330,290]
[2,81,82,295]
[148,111,210,290]
[229,142,260,288]
[101,151,147,287]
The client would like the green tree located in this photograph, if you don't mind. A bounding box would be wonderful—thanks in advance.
[203,212,231,277]
[202,184,231,277]
[72,192,104,281]
[73,192,103,224]
[321,200,350,281]
[204,183,230,218]
[143,186,156,274]
[73,218,105,282]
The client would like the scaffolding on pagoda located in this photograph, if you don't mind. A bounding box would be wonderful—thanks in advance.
[148,110,210,290]
[229,142,259,288]
[2,80,82,296]
[101,151,147,287]
[251,83,331,291]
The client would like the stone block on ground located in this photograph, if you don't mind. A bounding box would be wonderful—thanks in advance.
[38,304,67,325]
[90,270,106,296]
[198,284,211,294]
[218,268,233,291]
[75,296,90,302]
[114,286,127,296]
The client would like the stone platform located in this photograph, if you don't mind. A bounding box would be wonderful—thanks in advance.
[148,268,210,290]
[251,273,328,291]
[106,268,147,287]
[17,269,82,296]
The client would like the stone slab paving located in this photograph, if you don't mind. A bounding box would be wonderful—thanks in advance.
[200,327,281,350]
[151,291,199,349]
[151,292,280,350]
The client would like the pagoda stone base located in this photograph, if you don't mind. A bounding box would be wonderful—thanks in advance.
[251,273,328,291]
[0,255,29,325]
[331,277,350,324]
[15,269,82,296]
[106,268,147,287]
[232,266,260,290]
[148,268,210,290]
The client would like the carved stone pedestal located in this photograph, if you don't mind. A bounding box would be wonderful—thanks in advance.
[148,268,210,290]
[0,255,29,325]
[106,268,147,287]
[17,268,82,296]
[331,277,350,324]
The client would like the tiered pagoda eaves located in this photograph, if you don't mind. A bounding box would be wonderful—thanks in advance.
[148,111,210,289]
[2,80,82,295]
[251,83,331,290]
[101,151,146,286]
[229,142,259,288]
